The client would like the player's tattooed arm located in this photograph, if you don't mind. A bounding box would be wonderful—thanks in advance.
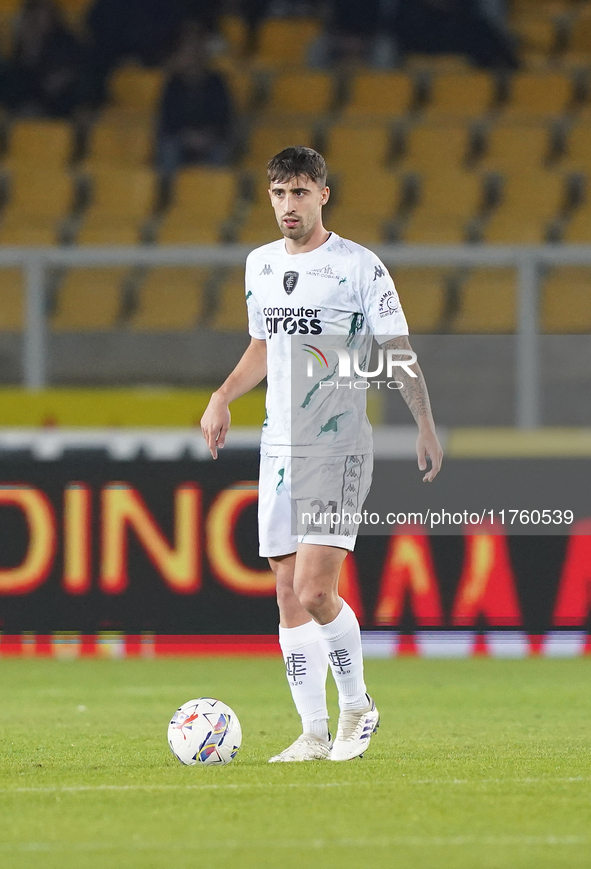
[381,335,443,482]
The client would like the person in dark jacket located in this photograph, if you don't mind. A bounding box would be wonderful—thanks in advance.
[392,0,518,68]
[1,0,86,117]
[87,0,183,71]
[156,28,233,175]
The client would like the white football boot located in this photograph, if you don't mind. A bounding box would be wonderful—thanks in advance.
[330,695,380,761]
[268,733,332,763]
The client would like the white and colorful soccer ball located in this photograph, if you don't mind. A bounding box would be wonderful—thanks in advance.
[168,697,242,766]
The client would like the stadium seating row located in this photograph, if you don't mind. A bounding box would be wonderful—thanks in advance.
[2,158,591,247]
[9,113,591,177]
[1,265,589,334]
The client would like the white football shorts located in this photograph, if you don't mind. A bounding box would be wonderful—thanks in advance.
[258,453,374,558]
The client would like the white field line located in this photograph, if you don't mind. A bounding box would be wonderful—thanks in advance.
[0,836,587,852]
[0,776,589,795]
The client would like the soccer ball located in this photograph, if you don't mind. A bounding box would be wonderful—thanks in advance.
[167,697,242,766]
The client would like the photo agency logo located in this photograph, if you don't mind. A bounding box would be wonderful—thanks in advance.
[302,344,417,390]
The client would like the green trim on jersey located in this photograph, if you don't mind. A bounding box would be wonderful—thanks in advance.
[318,413,346,435]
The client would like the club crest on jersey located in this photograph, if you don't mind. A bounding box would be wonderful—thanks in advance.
[283,271,299,295]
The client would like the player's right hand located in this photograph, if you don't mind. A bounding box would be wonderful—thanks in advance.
[200,393,231,459]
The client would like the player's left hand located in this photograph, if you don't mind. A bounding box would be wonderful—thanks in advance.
[416,428,443,482]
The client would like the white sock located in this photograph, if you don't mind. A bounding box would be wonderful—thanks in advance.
[278,621,329,741]
[317,599,368,711]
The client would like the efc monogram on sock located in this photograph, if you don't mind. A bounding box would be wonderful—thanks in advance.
[285,651,307,685]
[279,622,329,735]
[318,601,368,711]
[328,649,352,675]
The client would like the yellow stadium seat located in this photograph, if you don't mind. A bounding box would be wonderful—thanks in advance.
[325,209,387,245]
[344,72,414,120]
[500,71,573,120]
[0,170,73,245]
[84,117,153,169]
[567,11,591,54]
[262,71,334,117]
[255,17,321,67]
[55,0,91,12]
[236,209,279,244]
[423,71,495,121]
[482,170,565,243]
[509,12,558,56]
[325,123,392,175]
[453,269,517,332]
[405,54,472,72]
[108,64,164,116]
[51,268,127,330]
[479,122,551,172]
[4,119,73,171]
[130,267,208,330]
[211,267,248,330]
[541,267,591,332]
[335,171,402,216]
[55,0,91,26]
[219,14,248,56]
[391,268,447,332]
[398,123,470,173]
[402,170,483,243]
[77,167,156,245]
[243,122,315,169]
[562,197,591,242]
[0,268,24,330]
[561,123,591,172]
[235,176,279,243]
[158,167,237,245]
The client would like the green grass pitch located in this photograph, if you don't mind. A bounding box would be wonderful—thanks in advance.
[0,656,590,869]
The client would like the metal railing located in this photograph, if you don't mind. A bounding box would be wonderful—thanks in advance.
[2,243,591,428]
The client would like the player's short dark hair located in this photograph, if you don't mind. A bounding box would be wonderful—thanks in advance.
[267,146,327,187]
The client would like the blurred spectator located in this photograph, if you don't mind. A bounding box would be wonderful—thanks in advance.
[0,0,86,117]
[329,0,382,65]
[392,0,518,68]
[240,0,272,51]
[180,0,222,33]
[87,0,184,72]
[156,28,233,175]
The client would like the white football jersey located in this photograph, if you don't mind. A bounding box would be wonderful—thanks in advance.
[245,232,408,456]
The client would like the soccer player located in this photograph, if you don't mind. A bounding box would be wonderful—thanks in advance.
[201,147,443,762]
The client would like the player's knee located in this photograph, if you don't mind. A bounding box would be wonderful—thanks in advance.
[275,568,294,599]
[297,585,332,618]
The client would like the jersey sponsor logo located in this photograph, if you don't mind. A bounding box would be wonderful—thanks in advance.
[378,289,400,318]
[262,306,322,338]
[260,264,273,275]
[283,270,299,294]
[306,264,340,279]
[373,265,385,281]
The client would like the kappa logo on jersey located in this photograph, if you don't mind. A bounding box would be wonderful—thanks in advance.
[283,270,299,295]
[260,263,273,275]
[373,265,385,281]
[306,264,340,279]
[378,289,400,318]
